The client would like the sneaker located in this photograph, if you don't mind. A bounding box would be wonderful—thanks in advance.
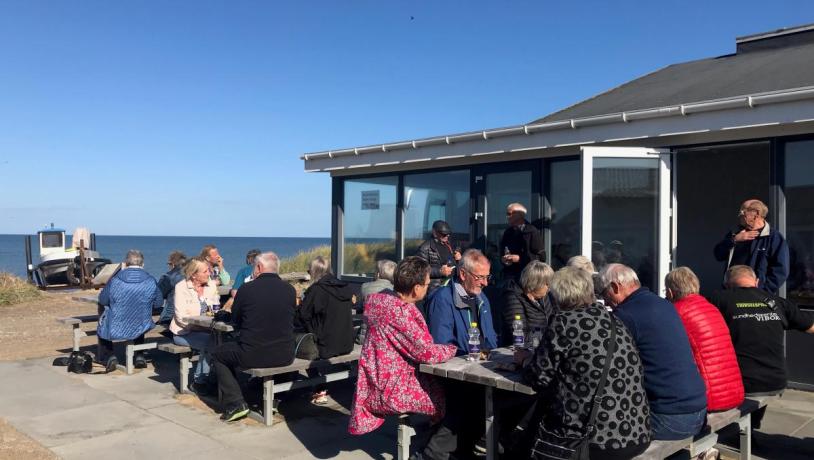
[104,356,119,373]
[473,437,487,455]
[133,354,147,369]
[311,390,329,405]
[222,402,249,423]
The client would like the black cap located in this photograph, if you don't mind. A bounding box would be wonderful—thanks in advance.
[432,220,451,235]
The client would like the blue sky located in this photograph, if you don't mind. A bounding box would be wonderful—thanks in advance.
[0,1,811,237]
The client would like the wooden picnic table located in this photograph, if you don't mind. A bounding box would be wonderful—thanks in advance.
[185,315,234,346]
[419,347,534,460]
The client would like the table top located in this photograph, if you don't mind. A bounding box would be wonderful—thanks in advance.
[186,315,235,332]
[419,347,535,395]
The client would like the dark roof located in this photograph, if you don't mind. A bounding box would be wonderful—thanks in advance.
[534,28,814,124]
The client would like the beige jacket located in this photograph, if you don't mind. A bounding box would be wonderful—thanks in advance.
[170,279,219,335]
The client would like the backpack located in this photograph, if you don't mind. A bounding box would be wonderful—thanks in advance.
[67,351,94,374]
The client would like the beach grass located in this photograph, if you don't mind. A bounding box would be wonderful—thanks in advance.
[278,245,332,274]
[0,272,41,306]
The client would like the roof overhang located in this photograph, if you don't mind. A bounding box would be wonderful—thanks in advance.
[301,86,814,175]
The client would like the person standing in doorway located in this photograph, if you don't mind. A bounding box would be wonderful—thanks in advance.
[500,203,545,282]
[416,220,462,291]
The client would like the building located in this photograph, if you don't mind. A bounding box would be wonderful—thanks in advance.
[301,24,814,389]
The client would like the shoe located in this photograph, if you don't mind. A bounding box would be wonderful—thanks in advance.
[222,402,250,423]
[311,390,329,405]
[473,436,487,455]
[697,447,719,460]
[133,354,147,369]
[104,356,119,373]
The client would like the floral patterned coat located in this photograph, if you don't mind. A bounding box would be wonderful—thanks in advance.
[349,291,457,435]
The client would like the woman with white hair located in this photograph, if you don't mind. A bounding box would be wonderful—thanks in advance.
[500,261,556,346]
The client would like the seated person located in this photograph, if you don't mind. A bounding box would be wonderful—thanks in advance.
[600,263,707,441]
[710,265,814,429]
[97,250,162,372]
[297,256,356,404]
[223,249,261,312]
[665,267,744,412]
[199,244,230,286]
[349,256,457,441]
[170,259,220,394]
[567,255,605,306]
[211,252,296,422]
[517,267,651,459]
[357,259,397,344]
[500,260,555,346]
[157,251,187,324]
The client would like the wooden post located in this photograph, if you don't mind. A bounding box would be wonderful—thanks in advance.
[79,239,88,289]
[24,235,33,283]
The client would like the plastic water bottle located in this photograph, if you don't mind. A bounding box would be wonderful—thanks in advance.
[467,322,481,361]
[512,315,525,350]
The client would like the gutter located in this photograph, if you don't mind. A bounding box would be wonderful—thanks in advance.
[301,85,814,162]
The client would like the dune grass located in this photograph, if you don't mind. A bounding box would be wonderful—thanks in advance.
[0,272,41,306]
[278,245,332,274]
[277,242,400,277]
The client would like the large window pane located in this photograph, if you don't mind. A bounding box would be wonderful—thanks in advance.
[403,170,470,256]
[548,159,580,270]
[486,170,534,280]
[786,140,814,307]
[592,158,659,290]
[343,176,397,276]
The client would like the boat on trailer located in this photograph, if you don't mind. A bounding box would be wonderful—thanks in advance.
[29,225,112,288]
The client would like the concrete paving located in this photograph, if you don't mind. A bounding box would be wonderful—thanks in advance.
[0,352,812,459]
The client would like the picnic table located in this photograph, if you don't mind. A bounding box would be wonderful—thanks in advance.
[419,347,532,460]
[185,315,234,345]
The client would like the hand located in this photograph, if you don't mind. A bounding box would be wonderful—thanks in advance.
[502,254,520,265]
[734,229,759,242]
[514,348,531,366]
[453,250,462,262]
[216,256,225,268]
[440,265,453,276]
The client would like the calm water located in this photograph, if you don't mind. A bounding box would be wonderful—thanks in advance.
[0,234,330,280]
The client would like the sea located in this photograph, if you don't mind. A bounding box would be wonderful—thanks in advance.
[0,234,330,280]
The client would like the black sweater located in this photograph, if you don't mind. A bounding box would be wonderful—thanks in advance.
[298,274,355,358]
[231,273,295,368]
[500,279,555,346]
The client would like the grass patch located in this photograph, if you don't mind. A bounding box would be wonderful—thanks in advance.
[278,245,332,274]
[0,272,41,306]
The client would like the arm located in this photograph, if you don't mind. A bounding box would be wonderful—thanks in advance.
[231,289,244,330]
[172,283,195,330]
[765,237,790,294]
[150,283,163,310]
[387,307,457,364]
[157,274,173,299]
[218,269,230,286]
[529,228,546,262]
[417,242,443,279]
[297,288,317,332]
[98,281,112,307]
[427,297,458,350]
[713,230,736,262]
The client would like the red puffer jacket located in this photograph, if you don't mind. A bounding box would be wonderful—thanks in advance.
[674,294,744,411]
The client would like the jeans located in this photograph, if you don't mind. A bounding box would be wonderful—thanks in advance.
[173,331,212,384]
[650,408,707,441]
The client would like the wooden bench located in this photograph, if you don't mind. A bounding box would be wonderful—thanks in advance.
[156,343,195,393]
[56,315,100,352]
[633,395,776,459]
[241,345,361,426]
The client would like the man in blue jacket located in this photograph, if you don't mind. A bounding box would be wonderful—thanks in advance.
[713,199,789,294]
[600,263,707,441]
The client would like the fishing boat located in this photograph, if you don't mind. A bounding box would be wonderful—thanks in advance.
[29,225,112,288]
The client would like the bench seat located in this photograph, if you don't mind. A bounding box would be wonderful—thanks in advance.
[156,343,194,393]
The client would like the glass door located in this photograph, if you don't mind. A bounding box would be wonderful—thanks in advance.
[580,146,671,294]
[473,162,541,282]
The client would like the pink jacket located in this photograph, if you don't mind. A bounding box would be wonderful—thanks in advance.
[349,291,457,435]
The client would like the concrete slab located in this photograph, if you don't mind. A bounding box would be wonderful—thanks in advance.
[149,401,243,437]
[12,400,164,448]
[50,420,226,460]
[76,369,179,410]
[0,377,116,419]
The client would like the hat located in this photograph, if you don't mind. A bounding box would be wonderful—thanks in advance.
[432,220,452,236]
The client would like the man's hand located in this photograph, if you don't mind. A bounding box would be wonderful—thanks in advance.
[502,254,520,265]
[440,265,453,277]
[216,256,225,268]
[734,229,759,242]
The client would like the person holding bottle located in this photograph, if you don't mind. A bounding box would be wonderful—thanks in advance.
[416,220,462,291]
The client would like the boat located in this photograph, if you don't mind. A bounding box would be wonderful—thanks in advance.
[29,225,112,288]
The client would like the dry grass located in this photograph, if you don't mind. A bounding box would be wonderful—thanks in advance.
[277,242,398,277]
[0,273,41,306]
[278,245,332,274]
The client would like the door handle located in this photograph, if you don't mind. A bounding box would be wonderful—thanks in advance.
[474,212,484,221]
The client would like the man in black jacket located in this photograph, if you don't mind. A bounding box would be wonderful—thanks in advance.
[211,251,296,422]
[500,203,546,282]
[416,220,462,290]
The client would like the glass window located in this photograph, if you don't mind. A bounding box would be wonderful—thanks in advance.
[592,158,659,290]
[41,232,63,248]
[343,176,398,276]
[403,170,470,257]
[785,140,814,307]
[548,159,580,270]
[485,170,535,280]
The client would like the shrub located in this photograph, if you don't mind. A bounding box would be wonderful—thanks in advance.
[0,272,41,306]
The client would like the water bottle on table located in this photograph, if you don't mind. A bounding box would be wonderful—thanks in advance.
[512,315,525,350]
[467,322,481,361]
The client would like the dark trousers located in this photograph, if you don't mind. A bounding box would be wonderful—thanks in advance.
[98,335,145,360]
[422,380,485,460]
[211,341,249,407]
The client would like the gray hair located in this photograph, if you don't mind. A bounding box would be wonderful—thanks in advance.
[506,202,527,215]
[257,252,279,274]
[598,263,640,293]
[124,249,144,267]
[550,267,595,310]
[460,248,490,273]
[725,265,757,287]
[520,261,554,293]
[377,259,397,282]
[665,266,700,300]
[308,256,332,282]
[566,255,595,274]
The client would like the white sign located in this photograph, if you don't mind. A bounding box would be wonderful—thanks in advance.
[361,190,380,210]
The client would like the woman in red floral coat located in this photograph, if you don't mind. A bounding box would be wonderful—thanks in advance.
[349,257,457,435]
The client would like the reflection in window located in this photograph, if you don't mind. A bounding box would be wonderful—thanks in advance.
[343,177,398,276]
[403,170,470,256]
[548,159,580,270]
[592,158,659,290]
[786,141,814,306]
[486,171,534,280]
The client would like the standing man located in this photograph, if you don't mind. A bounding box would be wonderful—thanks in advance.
[713,199,789,294]
[210,252,296,422]
[500,203,545,282]
[416,220,462,291]
[710,265,814,429]
[200,244,231,286]
[600,263,707,441]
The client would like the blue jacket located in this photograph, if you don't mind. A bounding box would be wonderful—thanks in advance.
[97,268,162,341]
[157,267,185,323]
[614,287,707,414]
[427,280,498,355]
[713,223,789,294]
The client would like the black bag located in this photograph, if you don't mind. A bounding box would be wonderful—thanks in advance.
[213,309,232,323]
[67,351,94,374]
[530,316,618,460]
[294,332,319,360]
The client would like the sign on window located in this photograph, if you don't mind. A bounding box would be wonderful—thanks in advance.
[361,190,380,210]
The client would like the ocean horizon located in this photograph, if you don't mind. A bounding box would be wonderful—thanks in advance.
[0,234,330,281]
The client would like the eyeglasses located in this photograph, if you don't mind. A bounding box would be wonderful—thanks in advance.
[738,208,760,217]
[464,270,492,282]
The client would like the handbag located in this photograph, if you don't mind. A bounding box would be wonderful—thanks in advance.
[67,351,94,374]
[530,315,618,460]
[294,332,319,360]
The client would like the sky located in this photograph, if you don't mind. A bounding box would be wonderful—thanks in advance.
[0,1,812,238]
